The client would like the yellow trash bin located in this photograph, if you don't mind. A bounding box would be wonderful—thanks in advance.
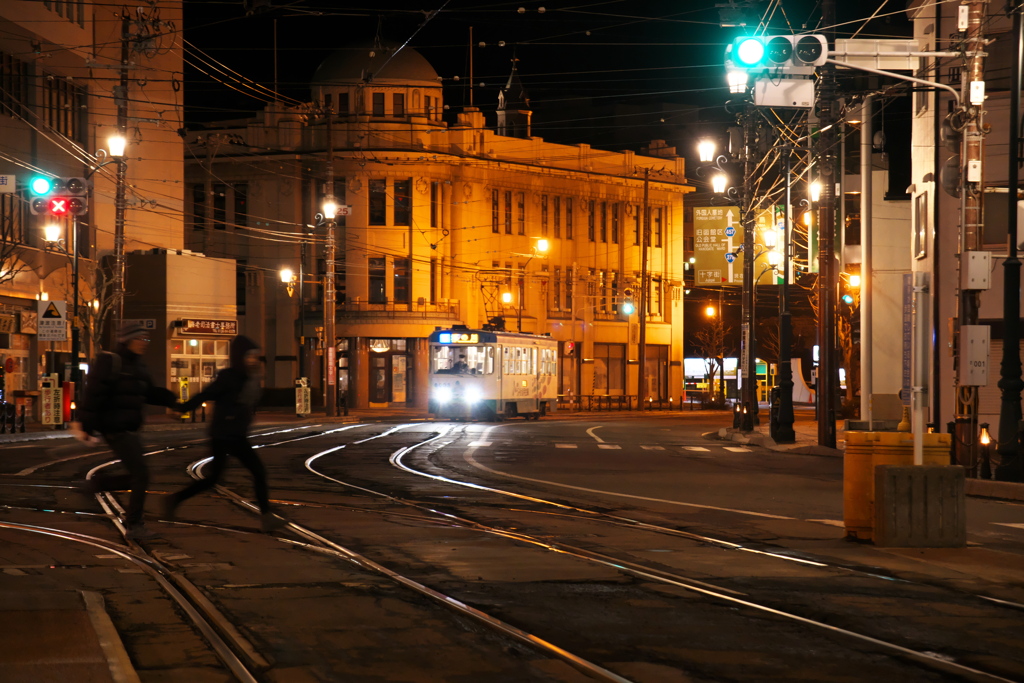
[844,431,952,541]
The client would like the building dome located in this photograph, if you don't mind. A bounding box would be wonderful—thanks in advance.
[312,41,440,87]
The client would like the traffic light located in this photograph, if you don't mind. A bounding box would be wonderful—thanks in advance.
[28,176,88,216]
[620,288,635,315]
[726,34,828,73]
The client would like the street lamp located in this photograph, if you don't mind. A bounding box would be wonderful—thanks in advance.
[107,133,128,335]
[515,237,549,333]
[316,199,338,416]
[42,221,81,389]
[280,267,296,297]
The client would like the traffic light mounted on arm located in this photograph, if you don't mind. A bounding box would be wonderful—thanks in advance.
[726,34,828,74]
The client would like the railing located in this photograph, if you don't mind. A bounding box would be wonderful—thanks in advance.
[306,300,461,320]
[556,393,713,412]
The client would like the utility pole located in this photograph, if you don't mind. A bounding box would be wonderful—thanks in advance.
[815,0,838,448]
[324,109,338,417]
[111,9,130,335]
[637,168,650,408]
[954,0,990,474]
[997,1,1024,482]
[772,145,796,442]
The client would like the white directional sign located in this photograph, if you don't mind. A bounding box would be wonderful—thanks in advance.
[0,175,15,194]
[37,300,68,342]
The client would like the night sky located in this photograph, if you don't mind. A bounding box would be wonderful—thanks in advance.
[183,0,911,150]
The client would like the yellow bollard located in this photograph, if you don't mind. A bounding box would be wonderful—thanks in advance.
[844,431,878,540]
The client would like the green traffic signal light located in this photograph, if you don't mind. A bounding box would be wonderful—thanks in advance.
[30,176,53,195]
[733,37,765,67]
[621,300,635,315]
[841,294,854,305]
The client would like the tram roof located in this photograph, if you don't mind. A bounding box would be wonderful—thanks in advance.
[428,328,555,344]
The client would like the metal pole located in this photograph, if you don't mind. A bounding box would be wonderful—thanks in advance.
[637,168,650,407]
[740,106,756,430]
[816,0,838,448]
[299,232,306,379]
[997,1,1024,482]
[517,268,524,332]
[71,216,80,388]
[324,110,337,417]
[111,10,130,335]
[774,147,796,442]
[860,96,874,428]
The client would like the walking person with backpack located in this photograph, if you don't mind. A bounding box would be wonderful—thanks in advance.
[163,335,286,533]
[75,322,179,540]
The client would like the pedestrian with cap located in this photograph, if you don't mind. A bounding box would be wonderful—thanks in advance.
[163,335,286,533]
[75,321,179,540]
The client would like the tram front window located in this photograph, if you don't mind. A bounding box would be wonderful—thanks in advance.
[432,345,494,375]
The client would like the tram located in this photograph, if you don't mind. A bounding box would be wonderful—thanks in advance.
[427,326,559,420]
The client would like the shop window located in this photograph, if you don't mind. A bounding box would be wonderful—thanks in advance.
[516,192,525,235]
[369,179,387,225]
[233,182,248,228]
[491,189,500,233]
[213,184,227,229]
[504,190,513,234]
[394,258,411,303]
[565,197,574,240]
[394,178,411,226]
[593,343,625,395]
[541,194,549,236]
[369,257,386,303]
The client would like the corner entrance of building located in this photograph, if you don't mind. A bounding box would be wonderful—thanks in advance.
[368,339,408,406]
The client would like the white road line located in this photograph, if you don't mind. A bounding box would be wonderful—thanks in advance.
[555,443,577,449]
[586,426,605,443]
[597,444,621,450]
[724,447,752,453]
[641,446,665,450]
[468,441,492,447]
[807,519,846,528]
[994,522,1024,530]
[683,446,710,452]
[462,452,793,520]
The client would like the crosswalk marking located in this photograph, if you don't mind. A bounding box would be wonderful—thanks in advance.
[641,445,665,450]
[468,441,492,447]
[724,446,752,452]
[597,444,621,449]
[683,446,710,452]
[555,443,578,449]
[807,519,845,528]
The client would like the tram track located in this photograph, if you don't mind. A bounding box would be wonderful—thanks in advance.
[14,420,1024,681]
[290,421,1024,683]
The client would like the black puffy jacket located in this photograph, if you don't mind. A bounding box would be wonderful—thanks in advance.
[80,346,177,435]
[180,335,262,439]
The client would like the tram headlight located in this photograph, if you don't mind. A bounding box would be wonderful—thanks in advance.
[465,387,482,404]
[435,386,453,404]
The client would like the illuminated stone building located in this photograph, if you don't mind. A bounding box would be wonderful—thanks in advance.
[185,43,691,409]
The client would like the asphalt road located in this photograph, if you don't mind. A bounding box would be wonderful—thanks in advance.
[0,414,1022,682]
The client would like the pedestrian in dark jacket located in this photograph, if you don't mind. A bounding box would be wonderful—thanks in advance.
[76,322,178,540]
[163,335,285,532]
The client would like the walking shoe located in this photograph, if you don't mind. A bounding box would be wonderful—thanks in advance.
[261,513,287,533]
[125,522,157,540]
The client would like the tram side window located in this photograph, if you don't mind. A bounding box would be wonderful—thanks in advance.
[540,348,556,375]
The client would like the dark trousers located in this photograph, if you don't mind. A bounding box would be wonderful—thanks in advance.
[93,431,148,525]
[171,435,271,514]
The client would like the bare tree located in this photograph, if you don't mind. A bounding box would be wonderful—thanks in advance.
[692,318,734,403]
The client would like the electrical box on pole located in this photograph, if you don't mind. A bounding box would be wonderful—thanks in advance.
[959,325,990,386]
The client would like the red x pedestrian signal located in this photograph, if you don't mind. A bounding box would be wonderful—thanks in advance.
[48,198,69,216]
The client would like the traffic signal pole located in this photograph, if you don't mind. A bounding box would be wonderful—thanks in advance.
[740,107,757,431]
[815,0,838,449]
